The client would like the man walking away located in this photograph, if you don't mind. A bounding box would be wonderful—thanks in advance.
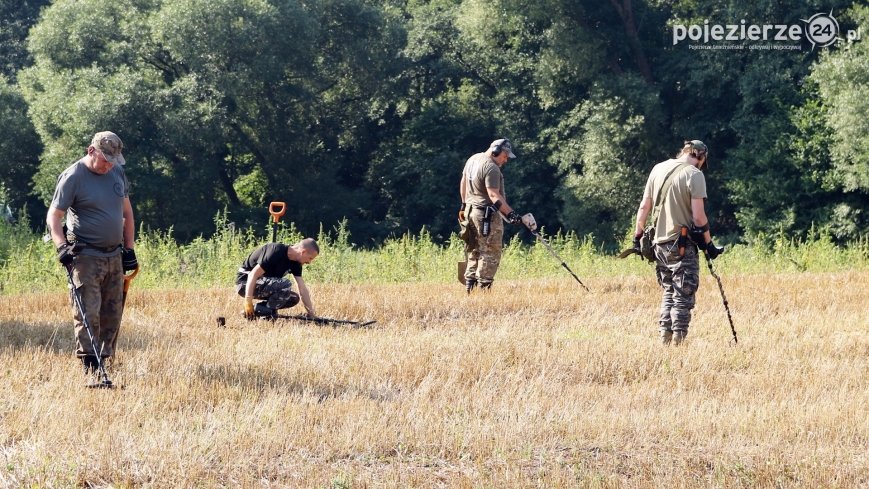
[632,140,724,345]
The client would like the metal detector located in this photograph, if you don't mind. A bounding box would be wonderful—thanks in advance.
[274,314,377,328]
[268,201,286,242]
[703,251,738,344]
[227,312,376,328]
[64,264,115,388]
[530,229,590,291]
[521,214,589,291]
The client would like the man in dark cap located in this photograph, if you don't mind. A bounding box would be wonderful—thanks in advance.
[458,138,524,292]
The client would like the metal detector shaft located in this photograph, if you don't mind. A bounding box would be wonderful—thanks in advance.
[531,230,589,291]
[65,265,113,387]
[703,252,738,344]
[275,313,376,328]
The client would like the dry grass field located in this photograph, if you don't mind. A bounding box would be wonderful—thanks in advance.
[1,270,867,487]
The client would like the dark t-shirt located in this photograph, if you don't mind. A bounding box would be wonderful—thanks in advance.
[235,243,303,285]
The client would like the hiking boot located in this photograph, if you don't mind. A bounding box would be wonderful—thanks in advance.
[81,355,100,375]
[673,331,688,346]
[661,331,673,345]
[479,281,492,290]
[465,279,477,294]
[254,302,277,319]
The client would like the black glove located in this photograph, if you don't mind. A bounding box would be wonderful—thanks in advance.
[689,226,707,249]
[122,247,138,272]
[57,242,78,266]
[506,210,522,225]
[705,241,725,260]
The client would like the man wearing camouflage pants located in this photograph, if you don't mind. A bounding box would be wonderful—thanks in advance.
[458,138,523,292]
[632,140,724,345]
[236,238,319,319]
[46,131,137,376]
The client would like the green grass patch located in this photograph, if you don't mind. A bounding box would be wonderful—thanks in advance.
[0,212,866,295]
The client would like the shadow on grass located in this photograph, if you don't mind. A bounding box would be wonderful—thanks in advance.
[0,319,154,355]
[0,320,73,353]
[194,363,400,402]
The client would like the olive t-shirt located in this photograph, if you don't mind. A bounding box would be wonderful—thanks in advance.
[642,159,707,244]
[462,152,504,207]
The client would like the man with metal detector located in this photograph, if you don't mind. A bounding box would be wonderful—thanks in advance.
[236,238,319,319]
[458,138,526,293]
[46,131,138,386]
[632,140,725,346]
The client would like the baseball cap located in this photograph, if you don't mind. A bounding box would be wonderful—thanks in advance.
[489,138,516,159]
[91,131,126,166]
[684,139,708,169]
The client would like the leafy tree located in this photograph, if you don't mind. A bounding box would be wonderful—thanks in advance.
[6,0,867,248]
[0,0,50,77]
[20,0,404,241]
[807,5,869,240]
[660,0,858,242]
[0,76,41,219]
[546,78,660,243]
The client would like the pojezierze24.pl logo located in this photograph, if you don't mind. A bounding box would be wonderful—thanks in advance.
[672,11,862,50]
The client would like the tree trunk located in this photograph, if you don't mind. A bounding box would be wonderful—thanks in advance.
[609,0,654,83]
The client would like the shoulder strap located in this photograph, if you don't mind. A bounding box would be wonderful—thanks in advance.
[649,162,690,226]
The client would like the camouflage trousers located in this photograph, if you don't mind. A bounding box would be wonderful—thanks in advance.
[654,242,700,335]
[69,254,124,358]
[463,205,504,285]
[235,277,300,310]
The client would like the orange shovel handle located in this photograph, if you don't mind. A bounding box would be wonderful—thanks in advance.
[123,265,140,293]
[269,202,287,223]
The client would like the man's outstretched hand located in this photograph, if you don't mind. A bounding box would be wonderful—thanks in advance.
[243,297,255,320]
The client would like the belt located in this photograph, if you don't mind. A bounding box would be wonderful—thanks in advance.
[79,243,122,253]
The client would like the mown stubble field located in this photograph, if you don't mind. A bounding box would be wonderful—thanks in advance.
[1,270,867,488]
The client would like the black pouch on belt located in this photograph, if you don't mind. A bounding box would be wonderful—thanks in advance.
[482,205,493,237]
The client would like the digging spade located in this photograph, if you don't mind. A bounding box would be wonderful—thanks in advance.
[457,206,470,285]
[269,201,286,243]
[457,252,467,285]
[110,264,140,353]
[617,247,640,259]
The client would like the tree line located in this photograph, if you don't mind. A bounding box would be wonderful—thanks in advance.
[1,0,867,248]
